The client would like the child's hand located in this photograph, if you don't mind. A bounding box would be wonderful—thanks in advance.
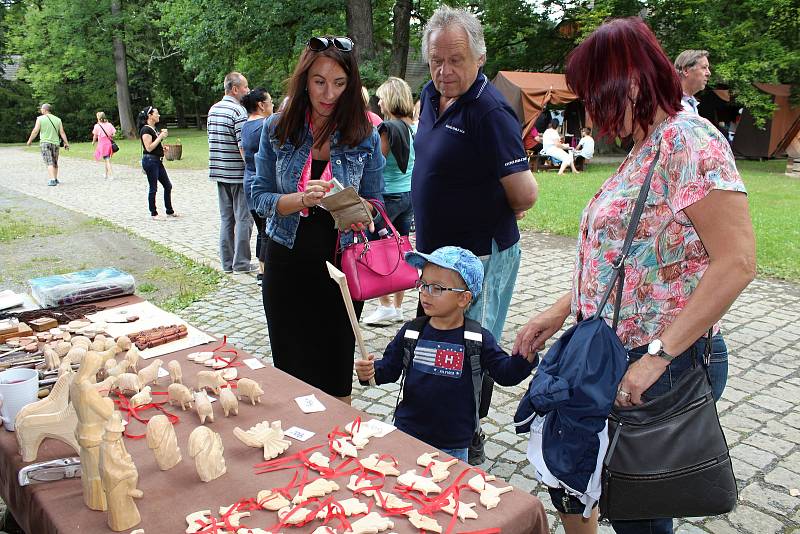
[355,354,376,382]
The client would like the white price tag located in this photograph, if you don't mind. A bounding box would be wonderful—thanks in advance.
[294,394,326,413]
[206,395,217,403]
[364,419,396,438]
[157,367,170,378]
[285,426,315,441]
[243,358,266,370]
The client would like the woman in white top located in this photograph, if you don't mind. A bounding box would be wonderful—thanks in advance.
[541,120,579,175]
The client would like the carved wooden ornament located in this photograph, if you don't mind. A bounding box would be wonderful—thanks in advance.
[187,426,226,482]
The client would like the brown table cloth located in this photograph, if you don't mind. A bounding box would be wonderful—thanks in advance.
[0,299,547,534]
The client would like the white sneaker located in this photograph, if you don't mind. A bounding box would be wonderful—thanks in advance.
[363,306,399,325]
[395,308,405,322]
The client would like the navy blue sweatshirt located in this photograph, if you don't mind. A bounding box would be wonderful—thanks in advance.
[374,322,535,449]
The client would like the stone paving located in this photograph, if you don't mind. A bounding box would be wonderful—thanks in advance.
[2,147,799,533]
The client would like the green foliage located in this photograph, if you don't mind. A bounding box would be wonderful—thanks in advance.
[0,79,36,142]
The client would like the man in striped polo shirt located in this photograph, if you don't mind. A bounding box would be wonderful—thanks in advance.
[207,72,255,273]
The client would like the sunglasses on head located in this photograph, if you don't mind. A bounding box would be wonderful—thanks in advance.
[307,36,354,53]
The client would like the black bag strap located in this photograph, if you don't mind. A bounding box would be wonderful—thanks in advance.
[98,122,112,139]
[44,115,60,138]
[594,147,662,330]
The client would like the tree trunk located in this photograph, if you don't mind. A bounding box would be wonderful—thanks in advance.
[388,0,412,78]
[110,0,136,138]
[346,0,376,60]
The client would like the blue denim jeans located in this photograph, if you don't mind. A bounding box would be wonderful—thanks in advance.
[610,333,729,534]
[383,191,414,236]
[440,447,468,463]
[465,240,522,341]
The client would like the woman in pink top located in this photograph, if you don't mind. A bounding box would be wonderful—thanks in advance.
[513,18,755,534]
[92,112,116,179]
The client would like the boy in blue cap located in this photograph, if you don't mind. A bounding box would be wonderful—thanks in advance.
[356,246,537,462]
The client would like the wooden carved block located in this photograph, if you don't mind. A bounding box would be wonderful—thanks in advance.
[188,426,226,482]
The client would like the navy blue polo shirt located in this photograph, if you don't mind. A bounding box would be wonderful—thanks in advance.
[411,72,529,256]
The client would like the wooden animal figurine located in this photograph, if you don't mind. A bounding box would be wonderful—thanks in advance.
[94,376,119,397]
[167,360,182,384]
[87,348,116,366]
[104,337,117,352]
[168,383,194,411]
[115,335,132,352]
[187,426,226,482]
[70,351,114,511]
[137,359,163,387]
[187,351,213,363]
[65,346,87,365]
[185,510,213,534]
[256,489,290,511]
[315,498,368,519]
[292,478,339,504]
[345,420,380,449]
[130,386,152,409]
[217,506,250,528]
[99,412,143,531]
[347,512,394,534]
[397,470,442,495]
[116,373,141,394]
[219,387,238,417]
[194,390,214,424]
[54,341,72,357]
[442,495,478,521]
[416,451,459,482]
[406,510,442,533]
[346,474,375,495]
[331,437,358,458]
[371,490,412,512]
[146,414,181,470]
[235,378,263,405]
[233,420,290,460]
[71,335,91,349]
[360,453,400,476]
[277,506,314,525]
[90,335,107,352]
[221,367,237,381]
[196,370,226,394]
[15,370,80,462]
[307,451,330,471]
[105,358,129,378]
[44,348,60,371]
[467,474,513,510]
[125,346,141,372]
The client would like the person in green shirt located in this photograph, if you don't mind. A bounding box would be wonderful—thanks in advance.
[26,103,70,186]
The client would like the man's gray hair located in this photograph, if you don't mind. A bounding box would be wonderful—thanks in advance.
[223,72,244,93]
[40,103,51,112]
[674,50,709,77]
[421,5,486,62]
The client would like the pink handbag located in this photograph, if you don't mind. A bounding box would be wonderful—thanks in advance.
[339,202,419,302]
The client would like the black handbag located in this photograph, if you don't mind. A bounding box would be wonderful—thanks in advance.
[599,318,738,516]
[98,122,120,153]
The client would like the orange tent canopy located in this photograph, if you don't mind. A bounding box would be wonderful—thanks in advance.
[492,71,580,136]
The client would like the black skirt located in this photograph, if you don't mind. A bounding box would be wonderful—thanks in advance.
[262,207,363,397]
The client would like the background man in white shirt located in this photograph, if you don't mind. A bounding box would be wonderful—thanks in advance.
[674,50,710,114]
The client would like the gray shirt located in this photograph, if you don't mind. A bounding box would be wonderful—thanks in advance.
[207,95,247,183]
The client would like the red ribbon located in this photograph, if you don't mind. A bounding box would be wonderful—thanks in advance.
[112,390,179,439]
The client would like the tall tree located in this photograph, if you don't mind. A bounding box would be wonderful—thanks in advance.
[388,0,411,77]
[347,0,376,60]
[110,0,135,137]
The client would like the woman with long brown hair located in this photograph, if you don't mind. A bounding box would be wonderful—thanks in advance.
[252,36,385,404]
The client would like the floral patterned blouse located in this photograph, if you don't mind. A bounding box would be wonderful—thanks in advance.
[571,112,747,349]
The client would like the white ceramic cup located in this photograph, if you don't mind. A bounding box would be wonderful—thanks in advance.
[0,368,39,431]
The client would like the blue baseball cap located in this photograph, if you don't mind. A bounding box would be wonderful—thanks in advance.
[405,246,483,297]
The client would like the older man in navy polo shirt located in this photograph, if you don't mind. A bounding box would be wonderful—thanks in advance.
[412,5,538,464]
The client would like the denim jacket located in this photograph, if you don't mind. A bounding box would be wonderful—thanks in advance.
[252,113,385,249]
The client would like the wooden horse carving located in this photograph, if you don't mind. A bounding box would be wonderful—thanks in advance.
[15,371,80,462]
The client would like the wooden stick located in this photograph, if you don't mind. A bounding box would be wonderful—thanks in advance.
[326,262,375,386]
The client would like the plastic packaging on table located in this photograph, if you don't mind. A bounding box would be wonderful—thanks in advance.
[28,268,136,308]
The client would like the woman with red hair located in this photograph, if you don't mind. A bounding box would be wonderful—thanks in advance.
[514,18,755,534]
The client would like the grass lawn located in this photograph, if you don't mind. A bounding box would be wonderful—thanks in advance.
[24,128,210,170]
[520,159,800,282]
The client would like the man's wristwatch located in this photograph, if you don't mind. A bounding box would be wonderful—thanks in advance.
[647,339,677,362]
